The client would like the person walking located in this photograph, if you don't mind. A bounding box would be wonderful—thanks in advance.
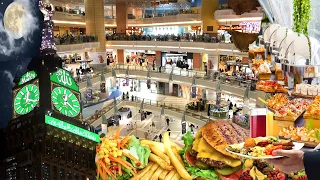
[159,134,163,142]
[166,117,170,126]
[190,124,195,134]
[167,128,171,136]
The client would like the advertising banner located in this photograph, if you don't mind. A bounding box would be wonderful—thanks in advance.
[208,56,219,72]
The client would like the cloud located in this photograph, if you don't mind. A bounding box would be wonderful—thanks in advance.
[2,70,15,87]
[0,0,39,57]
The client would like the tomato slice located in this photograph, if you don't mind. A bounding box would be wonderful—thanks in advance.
[185,149,197,166]
[217,170,243,180]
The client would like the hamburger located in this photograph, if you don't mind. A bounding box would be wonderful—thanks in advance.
[181,120,250,180]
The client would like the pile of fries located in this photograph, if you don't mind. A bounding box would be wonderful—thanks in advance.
[131,132,192,180]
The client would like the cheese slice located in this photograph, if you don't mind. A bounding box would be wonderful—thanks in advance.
[195,137,241,168]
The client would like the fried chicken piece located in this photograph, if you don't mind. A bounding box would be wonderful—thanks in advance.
[244,138,256,148]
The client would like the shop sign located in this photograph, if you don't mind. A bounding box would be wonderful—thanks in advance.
[18,71,37,86]
[50,68,79,92]
[45,115,100,143]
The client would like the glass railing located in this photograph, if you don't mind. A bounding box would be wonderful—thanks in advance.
[55,35,98,45]
[85,97,211,125]
[115,64,206,79]
[106,34,231,44]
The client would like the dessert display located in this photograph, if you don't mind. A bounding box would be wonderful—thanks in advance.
[181,120,249,180]
[273,98,312,121]
[279,126,320,147]
[293,84,320,98]
[303,95,320,120]
[257,81,288,93]
[266,94,289,111]
[258,63,272,80]
[227,137,303,159]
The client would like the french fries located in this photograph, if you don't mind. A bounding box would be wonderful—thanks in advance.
[172,172,181,180]
[133,134,192,180]
[172,146,184,165]
[141,163,159,180]
[141,140,165,152]
[150,167,163,180]
[150,145,171,164]
[165,170,177,180]
[130,162,154,180]
[170,140,183,151]
[159,170,169,180]
[163,132,192,180]
[149,153,173,170]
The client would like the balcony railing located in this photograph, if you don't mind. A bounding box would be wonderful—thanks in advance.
[85,97,211,125]
[55,35,98,45]
[106,34,232,44]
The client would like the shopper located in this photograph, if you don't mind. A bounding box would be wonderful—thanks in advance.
[159,134,162,142]
[167,128,171,136]
[190,124,195,134]
[166,117,170,126]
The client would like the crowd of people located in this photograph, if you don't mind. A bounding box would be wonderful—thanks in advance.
[106,33,232,44]
[54,34,98,45]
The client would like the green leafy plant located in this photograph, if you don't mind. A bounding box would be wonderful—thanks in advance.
[293,0,311,36]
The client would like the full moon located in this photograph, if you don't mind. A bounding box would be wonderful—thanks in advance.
[4,2,26,39]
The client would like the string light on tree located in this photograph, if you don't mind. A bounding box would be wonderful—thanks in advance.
[39,0,56,52]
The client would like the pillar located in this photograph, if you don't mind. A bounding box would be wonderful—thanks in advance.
[156,51,161,66]
[201,0,219,35]
[193,53,201,70]
[117,49,124,64]
[85,0,106,68]
[111,4,114,18]
[116,1,127,34]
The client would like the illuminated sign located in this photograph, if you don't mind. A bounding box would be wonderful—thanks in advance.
[45,115,100,143]
[50,68,79,92]
[18,71,37,85]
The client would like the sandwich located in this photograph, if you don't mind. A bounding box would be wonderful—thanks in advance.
[181,120,250,180]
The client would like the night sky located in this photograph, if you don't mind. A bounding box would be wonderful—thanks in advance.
[0,0,43,128]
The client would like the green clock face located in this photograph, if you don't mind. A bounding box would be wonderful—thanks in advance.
[51,87,80,117]
[14,84,40,115]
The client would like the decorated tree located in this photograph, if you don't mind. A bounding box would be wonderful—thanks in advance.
[39,0,56,53]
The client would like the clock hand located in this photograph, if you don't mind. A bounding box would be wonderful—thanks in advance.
[28,99,38,102]
[66,102,76,112]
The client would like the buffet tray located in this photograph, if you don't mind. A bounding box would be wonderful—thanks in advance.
[303,112,320,120]
[292,92,316,99]
[279,136,318,148]
[274,110,305,122]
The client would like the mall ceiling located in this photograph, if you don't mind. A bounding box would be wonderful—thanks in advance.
[51,0,190,9]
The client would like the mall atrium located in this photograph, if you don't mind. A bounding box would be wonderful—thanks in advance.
[1,0,320,179]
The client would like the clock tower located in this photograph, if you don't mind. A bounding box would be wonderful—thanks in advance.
[4,2,98,180]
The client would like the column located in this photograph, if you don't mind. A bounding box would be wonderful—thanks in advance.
[111,4,114,19]
[85,0,106,69]
[193,53,201,70]
[201,0,219,35]
[153,6,157,17]
[156,51,161,67]
[116,1,127,34]
[117,49,124,64]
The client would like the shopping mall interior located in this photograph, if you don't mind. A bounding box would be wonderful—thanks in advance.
[0,0,320,179]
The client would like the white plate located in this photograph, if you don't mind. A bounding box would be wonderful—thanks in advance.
[226,142,305,160]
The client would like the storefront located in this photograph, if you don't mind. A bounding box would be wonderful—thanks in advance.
[124,50,156,66]
[161,52,193,70]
